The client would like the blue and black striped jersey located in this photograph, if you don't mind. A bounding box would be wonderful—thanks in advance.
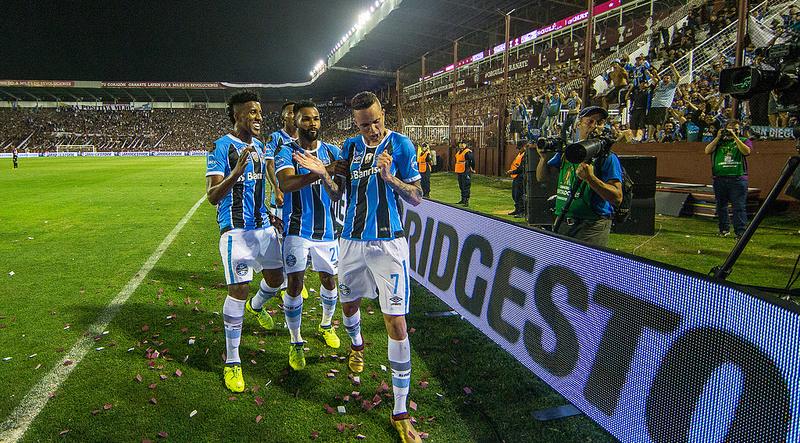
[206,134,268,233]
[265,129,296,208]
[339,130,420,241]
[275,141,341,241]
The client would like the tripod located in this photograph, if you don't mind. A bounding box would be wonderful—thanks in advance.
[711,154,800,280]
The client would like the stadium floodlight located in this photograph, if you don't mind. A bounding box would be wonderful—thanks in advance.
[370,6,375,13]
[374,0,380,6]
[357,11,370,28]
[310,71,314,77]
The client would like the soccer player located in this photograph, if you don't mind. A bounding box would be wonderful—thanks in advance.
[331,91,423,443]
[12,147,18,169]
[264,102,296,218]
[206,91,284,393]
[274,101,342,370]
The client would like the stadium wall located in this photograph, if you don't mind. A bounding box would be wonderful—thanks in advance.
[402,198,800,443]
[432,141,797,201]
[614,141,797,201]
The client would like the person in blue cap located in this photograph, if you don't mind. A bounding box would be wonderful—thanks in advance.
[535,105,623,246]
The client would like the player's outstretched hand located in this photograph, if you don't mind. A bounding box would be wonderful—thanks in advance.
[377,151,393,181]
[233,146,255,176]
[293,152,328,176]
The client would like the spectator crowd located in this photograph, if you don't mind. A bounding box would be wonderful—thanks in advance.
[397,0,799,147]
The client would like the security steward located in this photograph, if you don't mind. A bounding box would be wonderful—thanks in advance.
[506,140,527,217]
[535,106,622,247]
[418,142,434,197]
[454,141,475,206]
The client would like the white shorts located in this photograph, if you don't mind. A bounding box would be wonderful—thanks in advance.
[338,237,410,316]
[282,235,339,275]
[219,227,283,285]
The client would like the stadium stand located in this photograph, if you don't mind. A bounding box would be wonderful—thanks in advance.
[398,0,799,145]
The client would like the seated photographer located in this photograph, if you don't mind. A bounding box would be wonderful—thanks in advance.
[536,106,623,247]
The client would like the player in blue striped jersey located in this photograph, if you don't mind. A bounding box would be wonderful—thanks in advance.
[264,102,297,218]
[331,92,423,443]
[274,101,343,370]
[205,91,284,393]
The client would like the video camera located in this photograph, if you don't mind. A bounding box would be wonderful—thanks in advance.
[719,39,800,112]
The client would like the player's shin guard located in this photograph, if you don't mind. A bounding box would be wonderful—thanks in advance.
[282,293,303,344]
[319,286,338,328]
[251,279,280,310]
[388,337,412,416]
[342,309,363,347]
[222,296,246,364]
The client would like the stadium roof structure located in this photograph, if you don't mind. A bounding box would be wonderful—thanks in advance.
[0,0,583,104]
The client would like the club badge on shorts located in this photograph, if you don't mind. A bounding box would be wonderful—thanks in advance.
[235,262,248,276]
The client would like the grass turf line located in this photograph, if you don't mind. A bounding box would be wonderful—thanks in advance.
[0,194,204,442]
[5,158,613,442]
[0,157,209,420]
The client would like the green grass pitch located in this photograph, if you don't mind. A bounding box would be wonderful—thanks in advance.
[1,157,797,442]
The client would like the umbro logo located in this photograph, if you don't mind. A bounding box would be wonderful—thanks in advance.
[389,296,402,305]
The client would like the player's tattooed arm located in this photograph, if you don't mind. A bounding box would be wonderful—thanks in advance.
[206,146,254,205]
[377,151,423,206]
[292,152,339,198]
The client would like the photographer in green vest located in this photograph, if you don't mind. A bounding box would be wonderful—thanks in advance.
[704,119,752,239]
[535,106,623,247]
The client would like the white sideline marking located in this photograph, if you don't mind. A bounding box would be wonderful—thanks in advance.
[0,195,207,442]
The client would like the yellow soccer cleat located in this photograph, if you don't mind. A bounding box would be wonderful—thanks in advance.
[318,325,341,349]
[390,414,422,443]
[301,284,309,299]
[347,347,364,373]
[245,298,275,330]
[223,365,245,393]
[288,343,306,371]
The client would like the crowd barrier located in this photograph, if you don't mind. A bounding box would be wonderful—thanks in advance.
[402,198,799,442]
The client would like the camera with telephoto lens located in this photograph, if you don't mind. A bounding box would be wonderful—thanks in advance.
[537,137,566,153]
[564,127,616,164]
[719,38,800,113]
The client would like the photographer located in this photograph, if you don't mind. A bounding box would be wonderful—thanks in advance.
[536,106,623,247]
[704,119,751,238]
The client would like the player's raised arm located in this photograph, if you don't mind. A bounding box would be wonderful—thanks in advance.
[377,151,422,206]
[291,151,340,198]
[206,146,254,205]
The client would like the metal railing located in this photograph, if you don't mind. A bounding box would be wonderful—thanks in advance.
[664,0,799,80]
[404,124,484,146]
[564,0,703,92]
